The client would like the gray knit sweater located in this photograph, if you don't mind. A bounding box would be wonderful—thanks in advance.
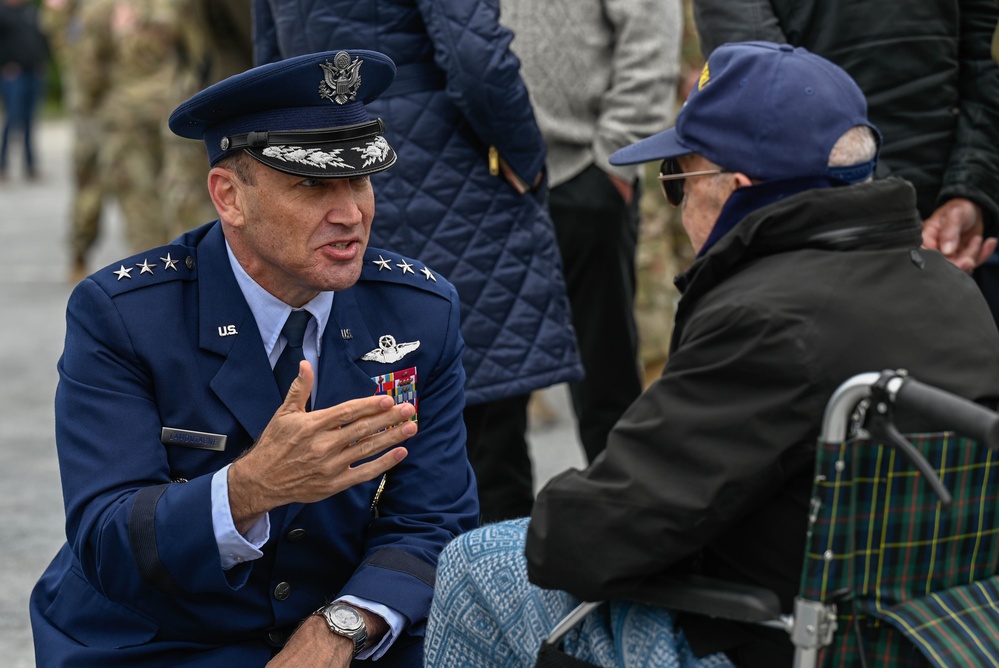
[502,0,683,186]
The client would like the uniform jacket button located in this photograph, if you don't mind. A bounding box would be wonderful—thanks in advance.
[286,528,306,541]
[273,582,292,601]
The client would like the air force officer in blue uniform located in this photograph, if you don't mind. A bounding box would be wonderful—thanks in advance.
[30,49,478,666]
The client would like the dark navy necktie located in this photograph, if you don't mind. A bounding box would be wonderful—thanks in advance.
[274,309,312,405]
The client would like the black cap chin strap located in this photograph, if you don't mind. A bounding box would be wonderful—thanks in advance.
[220,118,385,151]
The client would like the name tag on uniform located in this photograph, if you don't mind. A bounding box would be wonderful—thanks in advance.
[161,427,227,452]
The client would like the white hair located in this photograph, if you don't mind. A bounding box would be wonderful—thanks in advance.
[828,126,878,182]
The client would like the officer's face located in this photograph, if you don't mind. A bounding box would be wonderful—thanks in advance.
[223,159,375,307]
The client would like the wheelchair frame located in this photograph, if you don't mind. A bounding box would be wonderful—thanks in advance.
[539,370,999,668]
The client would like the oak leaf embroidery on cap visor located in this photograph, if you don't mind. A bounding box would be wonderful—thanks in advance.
[261,145,353,169]
[354,137,391,168]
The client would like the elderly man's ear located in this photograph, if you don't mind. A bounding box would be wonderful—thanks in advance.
[733,172,754,189]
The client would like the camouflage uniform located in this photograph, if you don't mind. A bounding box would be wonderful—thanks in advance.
[76,0,180,254]
[44,0,105,279]
[160,0,251,239]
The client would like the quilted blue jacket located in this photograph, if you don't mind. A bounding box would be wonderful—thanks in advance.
[254,0,583,405]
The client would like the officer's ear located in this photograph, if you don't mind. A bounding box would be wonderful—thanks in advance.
[208,165,246,229]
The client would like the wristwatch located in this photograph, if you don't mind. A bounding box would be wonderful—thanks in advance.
[315,602,367,657]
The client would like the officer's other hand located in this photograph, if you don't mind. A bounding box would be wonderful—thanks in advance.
[227,361,415,533]
[922,197,997,273]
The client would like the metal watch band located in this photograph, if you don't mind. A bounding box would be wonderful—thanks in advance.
[314,603,367,658]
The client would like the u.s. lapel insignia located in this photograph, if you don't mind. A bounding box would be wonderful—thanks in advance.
[362,334,420,363]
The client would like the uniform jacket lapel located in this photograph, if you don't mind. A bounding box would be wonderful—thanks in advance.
[197,224,281,441]
[315,286,379,410]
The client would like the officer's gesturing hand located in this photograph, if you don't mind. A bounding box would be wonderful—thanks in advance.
[227,361,416,533]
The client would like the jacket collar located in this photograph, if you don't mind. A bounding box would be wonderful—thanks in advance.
[697,175,842,258]
[197,224,278,440]
[671,178,922,350]
[676,178,921,295]
[315,287,379,409]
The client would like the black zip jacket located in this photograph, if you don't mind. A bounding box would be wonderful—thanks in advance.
[526,179,999,666]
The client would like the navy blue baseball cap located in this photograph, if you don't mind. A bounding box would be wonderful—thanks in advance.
[610,42,880,182]
[169,49,397,178]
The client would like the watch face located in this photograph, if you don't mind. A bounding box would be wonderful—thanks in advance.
[330,605,363,631]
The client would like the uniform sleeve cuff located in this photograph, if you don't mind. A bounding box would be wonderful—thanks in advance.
[335,595,405,660]
[211,464,270,570]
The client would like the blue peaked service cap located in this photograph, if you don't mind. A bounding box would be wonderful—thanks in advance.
[169,50,398,178]
[610,42,880,183]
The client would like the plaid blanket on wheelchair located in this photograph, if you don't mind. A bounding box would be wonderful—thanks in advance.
[800,433,999,667]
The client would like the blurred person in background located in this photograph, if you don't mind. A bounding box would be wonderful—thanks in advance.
[43,0,109,281]
[0,0,51,182]
[500,0,682,464]
[160,0,252,242]
[75,0,178,253]
[254,0,583,523]
[693,0,999,325]
[44,0,251,280]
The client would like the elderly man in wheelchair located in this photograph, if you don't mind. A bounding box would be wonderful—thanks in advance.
[424,42,999,668]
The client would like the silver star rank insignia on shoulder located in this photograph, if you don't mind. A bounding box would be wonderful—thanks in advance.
[362,335,420,363]
[161,253,179,271]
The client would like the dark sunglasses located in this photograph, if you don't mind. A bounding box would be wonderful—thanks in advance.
[656,158,724,206]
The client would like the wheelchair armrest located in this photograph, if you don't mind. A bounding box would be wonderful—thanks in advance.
[541,576,786,649]
[632,574,784,624]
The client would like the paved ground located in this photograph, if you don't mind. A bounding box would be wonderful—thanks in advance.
[0,119,585,665]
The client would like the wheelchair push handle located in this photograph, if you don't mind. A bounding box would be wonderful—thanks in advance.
[822,371,999,507]
[893,377,999,450]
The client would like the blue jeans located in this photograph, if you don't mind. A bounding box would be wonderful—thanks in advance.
[1,69,45,174]
[425,519,734,668]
